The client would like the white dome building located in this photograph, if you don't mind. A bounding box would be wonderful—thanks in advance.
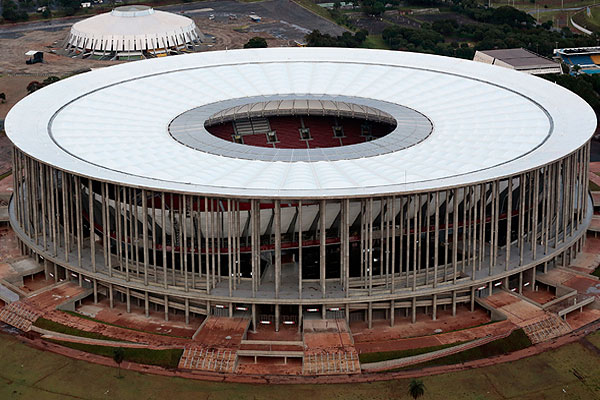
[65,5,204,60]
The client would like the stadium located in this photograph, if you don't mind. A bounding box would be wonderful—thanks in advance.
[64,5,205,60]
[4,47,596,336]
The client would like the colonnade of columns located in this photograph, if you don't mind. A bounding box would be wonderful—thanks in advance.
[9,143,590,312]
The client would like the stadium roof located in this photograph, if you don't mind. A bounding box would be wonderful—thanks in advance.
[5,48,596,199]
[474,48,561,75]
[67,5,201,52]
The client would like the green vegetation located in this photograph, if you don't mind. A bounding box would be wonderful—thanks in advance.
[572,7,600,33]
[400,328,532,370]
[305,29,369,47]
[408,378,425,399]
[33,317,122,342]
[1,0,28,22]
[590,180,600,191]
[292,0,337,22]
[2,332,600,399]
[362,34,390,49]
[113,347,125,378]
[359,341,466,364]
[591,266,600,278]
[244,37,268,48]
[45,338,183,368]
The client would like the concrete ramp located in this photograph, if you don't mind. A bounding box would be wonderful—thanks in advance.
[302,319,360,375]
[179,315,250,373]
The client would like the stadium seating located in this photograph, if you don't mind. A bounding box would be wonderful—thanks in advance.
[565,55,595,66]
[206,116,393,149]
[208,122,235,141]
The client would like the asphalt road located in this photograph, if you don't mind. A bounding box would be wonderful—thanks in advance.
[0,0,346,42]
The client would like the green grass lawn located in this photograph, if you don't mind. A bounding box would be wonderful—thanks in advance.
[399,329,532,371]
[590,180,600,191]
[2,332,600,399]
[291,0,335,22]
[362,35,390,50]
[45,338,183,368]
[33,318,122,342]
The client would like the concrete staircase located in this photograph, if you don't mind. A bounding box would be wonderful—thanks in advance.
[0,301,42,332]
[302,350,360,375]
[178,345,237,373]
[522,315,571,344]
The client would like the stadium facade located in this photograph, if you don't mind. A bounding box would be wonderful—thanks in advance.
[5,48,596,330]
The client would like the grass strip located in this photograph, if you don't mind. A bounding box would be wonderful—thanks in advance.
[34,317,122,342]
[45,338,183,368]
[62,310,189,339]
[590,180,600,191]
[359,341,465,364]
[395,328,532,371]
[592,266,600,278]
[291,0,335,22]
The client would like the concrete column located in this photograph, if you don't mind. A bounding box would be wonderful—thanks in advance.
[252,303,257,333]
[390,300,395,327]
[109,284,114,308]
[275,200,281,299]
[411,297,417,323]
[320,199,326,298]
[185,299,190,325]
[470,286,475,312]
[432,294,437,321]
[144,291,149,317]
[452,290,456,317]
[93,279,98,304]
[164,295,169,321]
[126,288,131,313]
[275,304,280,332]
[519,271,523,294]
[368,302,372,329]
[298,200,303,299]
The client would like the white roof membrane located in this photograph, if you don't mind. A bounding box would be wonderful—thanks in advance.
[5,48,596,199]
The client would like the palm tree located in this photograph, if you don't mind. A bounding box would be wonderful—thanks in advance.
[113,347,125,378]
[408,379,425,399]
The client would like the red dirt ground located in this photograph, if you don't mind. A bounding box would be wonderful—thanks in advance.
[0,172,13,194]
[482,291,546,326]
[350,305,490,341]
[236,356,303,375]
[25,282,190,347]
[0,226,21,263]
[193,316,249,349]
[353,319,517,353]
[20,273,55,293]
[303,319,355,353]
[246,323,302,342]
[77,297,202,338]
[563,275,600,299]
[521,287,556,305]
[566,308,600,330]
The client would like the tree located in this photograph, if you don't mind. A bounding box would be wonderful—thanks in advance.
[26,81,42,94]
[113,347,125,378]
[0,93,5,104]
[244,37,268,49]
[408,379,425,399]
[2,0,29,22]
[42,76,60,86]
[57,0,80,16]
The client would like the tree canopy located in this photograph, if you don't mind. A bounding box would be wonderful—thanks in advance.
[244,37,268,49]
